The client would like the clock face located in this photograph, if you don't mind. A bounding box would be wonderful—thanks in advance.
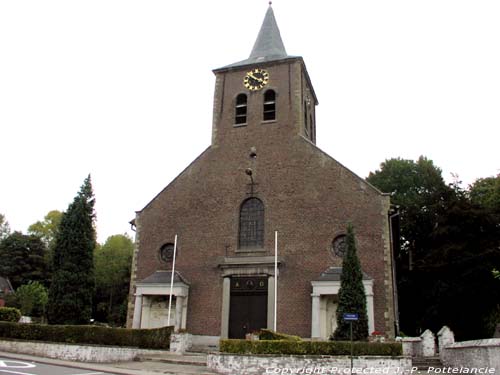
[243,68,269,91]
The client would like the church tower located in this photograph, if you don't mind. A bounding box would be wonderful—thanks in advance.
[127,4,396,341]
[211,4,318,147]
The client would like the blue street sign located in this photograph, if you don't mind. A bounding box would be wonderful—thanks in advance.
[343,313,359,321]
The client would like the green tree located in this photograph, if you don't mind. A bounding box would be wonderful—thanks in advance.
[47,175,96,325]
[469,174,500,213]
[367,157,451,336]
[333,224,369,341]
[420,188,500,339]
[367,156,451,266]
[367,157,500,339]
[28,210,63,283]
[0,214,11,240]
[0,232,48,289]
[15,281,48,318]
[28,210,62,260]
[94,234,134,326]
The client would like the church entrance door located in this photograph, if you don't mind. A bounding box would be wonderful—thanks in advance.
[229,276,268,339]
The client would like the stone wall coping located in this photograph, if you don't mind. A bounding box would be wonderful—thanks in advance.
[0,339,169,363]
[211,352,409,359]
[444,338,500,349]
[398,337,421,342]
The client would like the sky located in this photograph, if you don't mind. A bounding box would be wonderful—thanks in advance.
[1,1,499,243]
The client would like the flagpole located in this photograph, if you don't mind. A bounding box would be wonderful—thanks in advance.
[274,230,278,331]
[167,234,178,327]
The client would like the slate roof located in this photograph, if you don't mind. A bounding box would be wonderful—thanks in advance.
[315,267,372,282]
[138,270,190,285]
[219,4,296,69]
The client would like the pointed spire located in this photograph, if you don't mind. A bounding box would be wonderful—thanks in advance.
[248,3,288,62]
[218,3,292,69]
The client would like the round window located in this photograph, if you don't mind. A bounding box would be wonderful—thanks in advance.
[331,235,347,257]
[159,243,176,262]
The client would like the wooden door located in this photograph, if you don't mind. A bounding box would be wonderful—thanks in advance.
[228,277,268,339]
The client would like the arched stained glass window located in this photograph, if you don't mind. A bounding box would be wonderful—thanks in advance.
[238,198,264,248]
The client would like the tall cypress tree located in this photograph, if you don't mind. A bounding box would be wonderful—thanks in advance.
[48,175,96,324]
[333,224,369,341]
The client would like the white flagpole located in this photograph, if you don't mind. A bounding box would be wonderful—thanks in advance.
[274,230,278,332]
[167,234,178,327]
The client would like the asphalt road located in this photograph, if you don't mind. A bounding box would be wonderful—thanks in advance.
[0,357,119,375]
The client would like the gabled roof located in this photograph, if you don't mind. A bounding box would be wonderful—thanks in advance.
[138,270,190,285]
[218,4,296,70]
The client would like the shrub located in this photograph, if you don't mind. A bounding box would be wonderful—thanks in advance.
[0,322,173,349]
[258,329,301,341]
[220,339,402,356]
[0,307,21,322]
[16,282,48,317]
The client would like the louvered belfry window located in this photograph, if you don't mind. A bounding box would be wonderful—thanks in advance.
[235,93,248,125]
[263,90,276,121]
[239,198,264,248]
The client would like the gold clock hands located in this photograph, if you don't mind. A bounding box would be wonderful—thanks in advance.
[248,73,264,83]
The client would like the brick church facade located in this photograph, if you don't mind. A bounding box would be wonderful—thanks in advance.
[126,5,397,340]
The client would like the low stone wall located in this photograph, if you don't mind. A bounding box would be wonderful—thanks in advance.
[0,339,168,362]
[207,353,412,375]
[440,339,500,370]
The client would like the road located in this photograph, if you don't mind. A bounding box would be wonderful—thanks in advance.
[0,357,119,375]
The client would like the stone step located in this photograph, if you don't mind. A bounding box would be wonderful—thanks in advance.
[412,356,444,370]
[137,352,207,367]
[190,345,219,353]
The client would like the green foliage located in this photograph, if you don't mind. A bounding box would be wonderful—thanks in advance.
[0,232,48,289]
[333,224,368,341]
[367,157,500,340]
[15,282,48,317]
[94,234,134,326]
[258,329,301,341]
[219,339,402,356]
[48,176,96,325]
[0,307,21,322]
[0,321,172,349]
[28,210,62,271]
[0,214,11,240]
[367,156,451,259]
[469,175,500,214]
[493,269,500,280]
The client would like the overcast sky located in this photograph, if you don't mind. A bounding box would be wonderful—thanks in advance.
[1,1,499,242]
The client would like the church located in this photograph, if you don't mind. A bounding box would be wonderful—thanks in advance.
[126,4,397,341]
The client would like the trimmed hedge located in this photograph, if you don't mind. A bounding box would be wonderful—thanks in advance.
[0,308,21,322]
[220,339,402,356]
[0,322,172,349]
[258,329,301,341]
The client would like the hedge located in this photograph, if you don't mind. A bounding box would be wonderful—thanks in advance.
[258,329,301,341]
[0,322,173,349]
[220,339,402,356]
[0,308,21,323]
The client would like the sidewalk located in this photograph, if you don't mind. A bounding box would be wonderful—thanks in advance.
[0,350,216,375]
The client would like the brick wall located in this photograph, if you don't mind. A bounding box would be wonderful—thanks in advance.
[127,58,395,338]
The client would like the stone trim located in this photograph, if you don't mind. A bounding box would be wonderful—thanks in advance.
[310,279,375,339]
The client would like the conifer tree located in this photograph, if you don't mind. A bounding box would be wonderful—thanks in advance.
[333,224,369,341]
[47,175,96,324]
